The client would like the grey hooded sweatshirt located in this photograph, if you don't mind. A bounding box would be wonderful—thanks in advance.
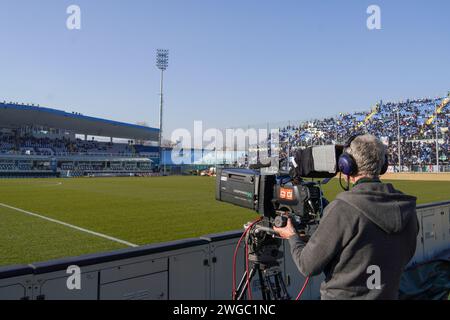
[288,179,419,300]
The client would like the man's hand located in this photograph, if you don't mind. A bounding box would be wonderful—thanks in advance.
[273,218,297,239]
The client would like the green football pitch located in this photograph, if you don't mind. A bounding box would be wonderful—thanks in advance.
[0,176,449,267]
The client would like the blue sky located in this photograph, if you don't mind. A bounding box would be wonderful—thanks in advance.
[1,0,449,138]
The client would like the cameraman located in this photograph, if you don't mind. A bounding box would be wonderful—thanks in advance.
[274,134,419,300]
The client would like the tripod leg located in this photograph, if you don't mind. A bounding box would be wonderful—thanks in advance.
[257,267,269,301]
[234,270,248,299]
[263,270,291,301]
[236,267,256,300]
[265,273,278,300]
[274,274,282,299]
[272,273,291,300]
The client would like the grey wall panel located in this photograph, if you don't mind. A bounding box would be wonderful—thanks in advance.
[444,206,450,248]
[100,272,168,300]
[35,271,98,300]
[421,209,442,262]
[408,208,424,267]
[0,283,29,300]
[404,204,450,268]
[438,206,449,254]
[100,258,167,284]
[0,265,34,300]
[168,246,210,300]
[209,238,245,300]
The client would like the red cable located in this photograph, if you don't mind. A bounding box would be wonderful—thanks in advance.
[245,239,252,300]
[295,276,310,300]
[231,217,261,300]
[232,227,249,300]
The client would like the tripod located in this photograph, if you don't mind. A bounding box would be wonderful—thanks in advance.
[234,222,291,300]
[235,261,290,300]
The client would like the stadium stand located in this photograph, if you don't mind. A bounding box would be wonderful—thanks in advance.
[0,135,135,157]
[0,102,160,177]
[278,95,449,170]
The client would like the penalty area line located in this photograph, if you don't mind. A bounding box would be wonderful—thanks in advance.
[0,202,138,248]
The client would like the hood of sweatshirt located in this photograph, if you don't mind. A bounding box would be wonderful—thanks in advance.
[335,181,417,234]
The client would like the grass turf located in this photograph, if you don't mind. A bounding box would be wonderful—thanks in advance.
[0,176,448,266]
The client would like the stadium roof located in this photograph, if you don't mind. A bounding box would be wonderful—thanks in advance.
[0,103,159,141]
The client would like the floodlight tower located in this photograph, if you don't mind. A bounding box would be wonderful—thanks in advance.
[435,102,439,171]
[396,108,401,172]
[156,49,169,174]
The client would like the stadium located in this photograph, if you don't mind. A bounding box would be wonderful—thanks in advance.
[0,93,449,300]
[0,1,449,304]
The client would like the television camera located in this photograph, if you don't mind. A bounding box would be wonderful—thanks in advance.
[215,145,343,300]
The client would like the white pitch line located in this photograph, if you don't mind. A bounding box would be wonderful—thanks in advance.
[41,182,63,187]
[0,202,138,248]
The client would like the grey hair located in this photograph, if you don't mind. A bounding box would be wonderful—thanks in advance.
[346,134,386,178]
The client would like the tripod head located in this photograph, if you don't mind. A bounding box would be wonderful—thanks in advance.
[234,217,291,300]
[245,218,284,268]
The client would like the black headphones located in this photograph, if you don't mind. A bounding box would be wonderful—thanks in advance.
[338,134,388,176]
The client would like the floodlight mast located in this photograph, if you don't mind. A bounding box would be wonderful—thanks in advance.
[396,107,401,172]
[435,103,439,172]
[156,49,169,175]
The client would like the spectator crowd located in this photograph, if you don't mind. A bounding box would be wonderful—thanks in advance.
[0,135,135,157]
[277,96,449,166]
